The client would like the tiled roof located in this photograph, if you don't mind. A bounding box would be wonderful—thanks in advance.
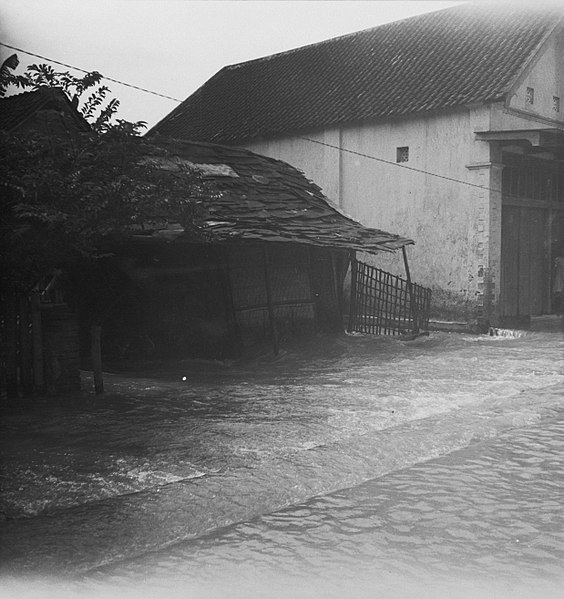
[0,87,89,132]
[140,138,413,252]
[150,4,562,143]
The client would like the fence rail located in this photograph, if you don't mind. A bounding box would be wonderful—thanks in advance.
[1,292,80,398]
[348,260,431,336]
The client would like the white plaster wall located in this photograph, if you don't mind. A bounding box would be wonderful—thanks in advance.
[247,108,493,307]
[249,129,341,204]
[506,26,564,123]
[241,28,563,319]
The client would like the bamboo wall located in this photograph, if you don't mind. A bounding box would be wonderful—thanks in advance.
[0,293,80,399]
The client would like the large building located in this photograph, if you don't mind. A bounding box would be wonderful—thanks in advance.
[150,3,564,326]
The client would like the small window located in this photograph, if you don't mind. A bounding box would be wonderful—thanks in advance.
[526,87,535,104]
[553,96,561,113]
[396,146,409,163]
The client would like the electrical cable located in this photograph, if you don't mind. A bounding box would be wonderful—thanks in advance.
[0,42,183,103]
[299,136,495,192]
[2,42,560,204]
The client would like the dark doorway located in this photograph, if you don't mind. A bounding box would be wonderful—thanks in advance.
[499,152,564,319]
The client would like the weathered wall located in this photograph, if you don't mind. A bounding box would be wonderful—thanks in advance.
[247,108,495,320]
[486,26,564,321]
[504,25,564,124]
[227,244,345,347]
[244,27,564,322]
[107,243,345,360]
[227,244,316,348]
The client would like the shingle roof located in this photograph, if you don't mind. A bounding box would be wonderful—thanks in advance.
[0,87,90,132]
[141,138,413,252]
[150,4,562,143]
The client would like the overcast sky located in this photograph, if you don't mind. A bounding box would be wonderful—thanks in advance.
[2,1,470,127]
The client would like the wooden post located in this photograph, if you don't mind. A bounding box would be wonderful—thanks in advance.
[402,246,419,335]
[263,245,279,356]
[19,295,33,395]
[30,292,45,393]
[5,294,19,398]
[219,247,242,357]
[547,209,553,314]
[307,247,319,329]
[91,323,104,394]
[347,252,357,333]
[329,251,343,332]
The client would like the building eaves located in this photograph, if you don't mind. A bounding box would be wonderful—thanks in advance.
[142,137,413,253]
[149,3,563,144]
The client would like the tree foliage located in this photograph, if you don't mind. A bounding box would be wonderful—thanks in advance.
[0,56,122,131]
[0,58,211,292]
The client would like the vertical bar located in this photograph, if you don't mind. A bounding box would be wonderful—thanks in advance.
[547,209,553,314]
[378,269,383,335]
[358,263,364,333]
[367,266,372,333]
[330,251,343,332]
[365,265,369,333]
[348,252,357,333]
[360,264,366,333]
[263,245,279,356]
[219,247,242,356]
[370,267,374,333]
[30,292,45,392]
[394,273,398,333]
[19,295,33,395]
[6,294,19,398]
[402,246,419,334]
[308,247,319,330]
[374,269,377,333]
[91,323,104,394]
[365,265,370,333]
[384,272,390,335]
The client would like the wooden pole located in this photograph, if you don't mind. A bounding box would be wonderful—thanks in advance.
[91,323,104,394]
[30,292,45,392]
[219,247,242,356]
[347,252,357,333]
[19,295,33,395]
[262,245,279,356]
[307,247,319,329]
[402,246,420,335]
[5,294,19,398]
[547,210,553,314]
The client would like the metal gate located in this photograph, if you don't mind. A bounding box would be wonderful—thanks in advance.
[347,259,431,336]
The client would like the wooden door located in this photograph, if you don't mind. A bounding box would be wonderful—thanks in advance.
[500,206,548,317]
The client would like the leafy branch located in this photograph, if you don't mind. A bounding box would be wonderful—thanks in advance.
[1,58,214,292]
[1,56,121,130]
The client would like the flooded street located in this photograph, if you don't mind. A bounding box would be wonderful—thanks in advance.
[1,328,563,598]
[86,411,564,599]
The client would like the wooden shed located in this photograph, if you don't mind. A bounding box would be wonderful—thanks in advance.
[97,139,416,360]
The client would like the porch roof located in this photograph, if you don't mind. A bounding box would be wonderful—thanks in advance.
[136,138,413,253]
[475,128,564,150]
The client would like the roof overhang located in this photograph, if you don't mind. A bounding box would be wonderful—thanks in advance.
[130,222,414,254]
[475,128,564,149]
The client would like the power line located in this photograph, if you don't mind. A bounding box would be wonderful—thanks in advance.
[300,136,561,209]
[0,42,183,103]
[2,43,556,204]
[299,136,495,193]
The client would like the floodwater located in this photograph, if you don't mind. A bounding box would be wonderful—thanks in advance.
[1,328,563,598]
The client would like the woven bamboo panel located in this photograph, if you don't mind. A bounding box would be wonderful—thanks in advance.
[349,261,431,335]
